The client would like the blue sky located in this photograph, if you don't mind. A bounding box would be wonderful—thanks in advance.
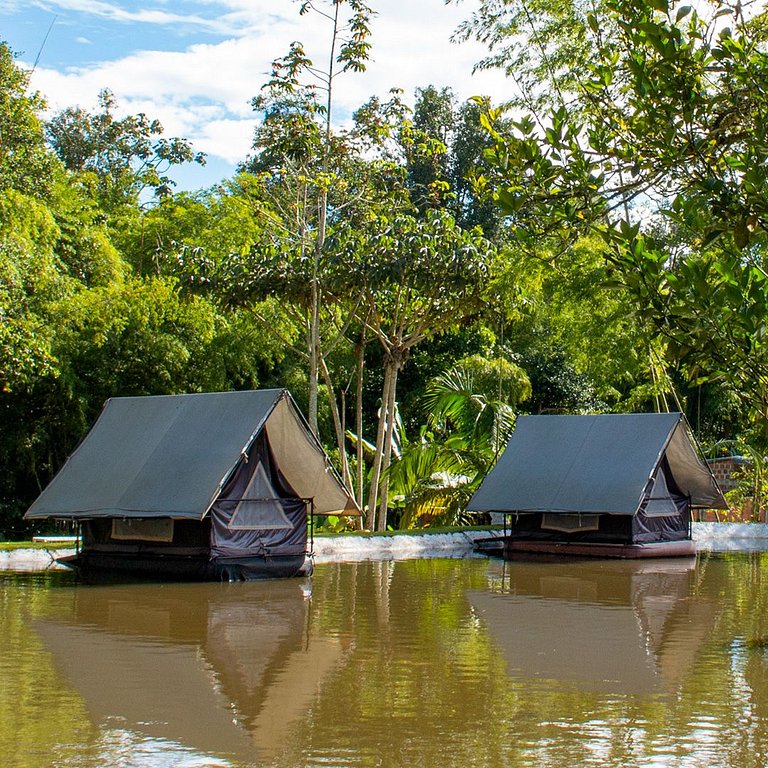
[2,1,510,191]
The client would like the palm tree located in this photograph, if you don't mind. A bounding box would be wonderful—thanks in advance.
[387,355,530,528]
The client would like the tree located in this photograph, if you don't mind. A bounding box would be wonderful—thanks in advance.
[468,0,768,440]
[387,355,529,528]
[236,82,510,526]
[407,86,454,214]
[46,88,205,213]
[241,0,374,438]
[452,0,612,115]
[407,86,504,236]
[498,233,659,413]
[0,41,56,198]
[339,209,496,529]
[0,192,65,393]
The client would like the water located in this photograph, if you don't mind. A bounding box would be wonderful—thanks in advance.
[3,553,768,767]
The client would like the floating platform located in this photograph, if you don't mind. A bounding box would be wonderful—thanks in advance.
[57,551,313,582]
[475,536,696,560]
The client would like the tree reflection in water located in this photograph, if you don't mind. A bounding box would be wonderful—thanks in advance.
[4,554,768,767]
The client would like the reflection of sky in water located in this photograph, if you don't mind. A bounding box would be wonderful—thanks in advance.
[65,729,233,768]
[699,542,768,552]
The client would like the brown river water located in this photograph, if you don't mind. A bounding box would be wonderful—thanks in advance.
[3,553,768,768]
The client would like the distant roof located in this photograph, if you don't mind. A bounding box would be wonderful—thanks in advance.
[468,412,726,515]
[25,389,358,520]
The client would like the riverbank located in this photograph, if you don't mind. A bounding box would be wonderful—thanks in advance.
[3,523,768,572]
[0,529,499,572]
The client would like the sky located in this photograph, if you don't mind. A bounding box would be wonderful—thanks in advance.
[2,0,512,191]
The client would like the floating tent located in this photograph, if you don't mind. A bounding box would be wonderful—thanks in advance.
[25,389,359,579]
[468,412,726,558]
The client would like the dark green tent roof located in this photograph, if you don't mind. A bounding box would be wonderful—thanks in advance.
[468,412,726,515]
[25,389,358,520]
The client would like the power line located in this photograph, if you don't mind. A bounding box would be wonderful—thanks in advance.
[32,14,57,72]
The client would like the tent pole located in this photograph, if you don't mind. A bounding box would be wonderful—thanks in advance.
[309,498,315,556]
[688,495,692,538]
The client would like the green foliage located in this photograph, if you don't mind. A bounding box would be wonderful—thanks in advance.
[471,0,768,448]
[610,234,768,441]
[52,276,223,399]
[474,0,768,246]
[517,346,604,414]
[452,0,610,114]
[48,166,127,286]
[388,355,527,528]
[345,208,494,316]
[0,42,57,198]
[723,448,768,522]
[4,1,768,537]
[0,239,60,392]
[427,355,531,418]
[46,88,205,210]
[0,188,71,392]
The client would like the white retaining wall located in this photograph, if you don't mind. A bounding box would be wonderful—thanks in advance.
[5,523,768,571]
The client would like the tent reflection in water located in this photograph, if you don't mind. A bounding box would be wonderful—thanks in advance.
[34,580,346,764]
[24,389,359,580]
[469,412,727,559]
[470,558,717,695]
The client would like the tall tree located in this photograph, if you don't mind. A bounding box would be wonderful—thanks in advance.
[241,0,374,438]
[0,41,56,198]
[467,0,768,439]
[339,209,496,529]
[407,86,504,235]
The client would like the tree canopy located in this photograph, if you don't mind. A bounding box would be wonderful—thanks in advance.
[3,0,767,535]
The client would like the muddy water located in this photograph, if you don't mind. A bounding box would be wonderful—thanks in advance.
[3,554,768,768]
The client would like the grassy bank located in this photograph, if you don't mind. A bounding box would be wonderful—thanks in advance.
[0,541,77,551]
[314,524,496,538]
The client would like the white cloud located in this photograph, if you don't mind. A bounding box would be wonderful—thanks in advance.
[27,0,301,36]
[24,0,513,183]
[196,118,259,164]
[27,0,233,32]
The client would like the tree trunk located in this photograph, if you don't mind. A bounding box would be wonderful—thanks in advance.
[307,1,338,437]
[354,331,366,529]
[366,361,393,530]
[319,353,353,493]
[308,298,319,435]
[376,360,399,531]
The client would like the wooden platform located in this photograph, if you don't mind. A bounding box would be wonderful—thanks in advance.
[56,551,312,581]
[476,537,696,560]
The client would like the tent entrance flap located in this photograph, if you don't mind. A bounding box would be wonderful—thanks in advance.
[227,460,293,530]
[643,468,682,517]
[229,500,293,531]
[209,430,309,560]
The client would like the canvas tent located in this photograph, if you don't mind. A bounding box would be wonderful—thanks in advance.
[25,389,359,579]
[468,412,726,557]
